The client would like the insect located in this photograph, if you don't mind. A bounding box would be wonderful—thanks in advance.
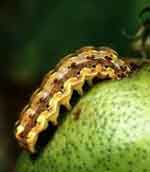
[15,46,131,153]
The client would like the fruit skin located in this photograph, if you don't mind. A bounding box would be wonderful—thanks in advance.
[16,64,150,172]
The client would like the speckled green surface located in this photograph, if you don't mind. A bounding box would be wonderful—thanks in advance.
[16,65,150,172]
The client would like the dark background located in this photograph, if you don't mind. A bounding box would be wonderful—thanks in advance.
[0,0,149,171]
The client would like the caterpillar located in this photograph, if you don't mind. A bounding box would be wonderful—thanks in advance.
[15,46,132,153]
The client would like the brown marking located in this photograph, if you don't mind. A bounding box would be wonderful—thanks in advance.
[73,107,82,120]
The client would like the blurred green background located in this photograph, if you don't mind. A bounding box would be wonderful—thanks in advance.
[0,0,149,171]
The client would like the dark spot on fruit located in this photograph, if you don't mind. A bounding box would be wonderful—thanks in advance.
[73,107,81,120]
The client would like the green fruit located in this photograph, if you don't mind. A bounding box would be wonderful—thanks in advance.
[16,64,150,172]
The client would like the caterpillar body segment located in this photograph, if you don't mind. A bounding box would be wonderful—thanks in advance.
[15,46,131,153]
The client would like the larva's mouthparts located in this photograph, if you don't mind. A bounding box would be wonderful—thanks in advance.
[15,46,132,153]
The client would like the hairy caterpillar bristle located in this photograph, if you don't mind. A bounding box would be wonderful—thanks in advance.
[15,46,131,153]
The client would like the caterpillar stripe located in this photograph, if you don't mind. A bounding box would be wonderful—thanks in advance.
[15,46,131,153]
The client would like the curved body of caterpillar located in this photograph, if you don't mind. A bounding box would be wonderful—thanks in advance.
[15,46,131,153]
